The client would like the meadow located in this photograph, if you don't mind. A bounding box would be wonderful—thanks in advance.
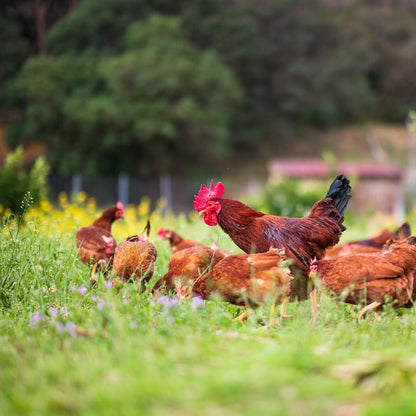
[2,193,416,416]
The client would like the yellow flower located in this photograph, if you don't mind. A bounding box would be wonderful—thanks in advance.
[40,198,52,213]
[58,192,68,208]
[138,196,151,218]
[156,197,167,210]
[76,191,88,204]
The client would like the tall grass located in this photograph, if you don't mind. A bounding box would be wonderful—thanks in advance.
[2,197,416,415]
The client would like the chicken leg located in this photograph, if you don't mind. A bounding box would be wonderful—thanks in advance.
[233,309,250,324]
[356,301,382,322]
[90,262,98,285]
[310,288,321,327]
[269,298,293,326]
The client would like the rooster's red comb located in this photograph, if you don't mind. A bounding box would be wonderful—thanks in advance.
[157,227,171,238]
[194,180,225,211]
[116,201,125,215]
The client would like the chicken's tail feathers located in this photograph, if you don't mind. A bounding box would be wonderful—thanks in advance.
[142,220,151,239]
[406,236,416,246]
[326,174,352,219]
[396,222,412,240]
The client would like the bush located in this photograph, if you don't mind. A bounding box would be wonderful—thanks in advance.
[0,147,50,218]
[249,178,326,218]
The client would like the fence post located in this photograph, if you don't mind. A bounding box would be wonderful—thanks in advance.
[159,175,172,213]
[407,115,416,208]
[118,173,129,206]
[71,173,82,197]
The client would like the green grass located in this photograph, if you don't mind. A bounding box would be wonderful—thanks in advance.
[2,213,416,416]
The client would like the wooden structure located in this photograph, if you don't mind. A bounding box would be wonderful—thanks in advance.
[267,159,404,220]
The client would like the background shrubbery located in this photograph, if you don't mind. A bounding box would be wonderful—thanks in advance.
[1,0,416,177]
[0,147,49,218]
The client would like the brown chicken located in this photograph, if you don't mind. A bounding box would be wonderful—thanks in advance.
[157,228,205,252]
[193,247,293,324]
[194,176,351,300]
[76,202,124,281]
[113,221,157,291]
[325,222,411,259]
[153,245,225,293]
[310,236,416,322]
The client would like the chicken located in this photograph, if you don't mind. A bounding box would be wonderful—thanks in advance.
[157,227,230,257]
[153,245,225,292]
[310,236,416,322]
[194,176,351,300]
[157,228,205,252]
[113,221,157,292]
[76,201,124,281]
[325,222,411,259]
[192,247,293,324]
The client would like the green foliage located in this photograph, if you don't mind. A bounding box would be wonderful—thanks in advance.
[0,16,28,86]
[47,0,148,54]
[0,147,49,217]
[249,178,325,217]
[47,0,203,54]
[2,0,416,176]
[7,14,242,177]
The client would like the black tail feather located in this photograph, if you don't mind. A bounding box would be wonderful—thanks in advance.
[325,174,352,218]
[407,236,416,246]
[396,222,411,240]
[142,220,151,238]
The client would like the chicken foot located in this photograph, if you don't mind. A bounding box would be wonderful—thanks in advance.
[90,262,99,285]
[233,310,251,324]
[356,301,383,322]
[269,298,293,326]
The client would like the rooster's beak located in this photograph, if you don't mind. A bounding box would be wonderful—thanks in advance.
[198,210,206,217]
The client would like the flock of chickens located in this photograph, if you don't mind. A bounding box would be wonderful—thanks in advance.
[75,175,416,324]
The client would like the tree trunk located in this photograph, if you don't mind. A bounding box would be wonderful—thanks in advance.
[33,0,50,55]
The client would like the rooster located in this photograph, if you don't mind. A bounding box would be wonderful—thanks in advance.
[76,201,124,281]
[310,236,416,322]
[153,245,225,292]
[194,176,351,300]
[113,221,157,292]
[192,247,293,325]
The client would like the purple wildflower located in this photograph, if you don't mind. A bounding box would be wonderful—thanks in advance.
[191,296,205,312]
[56,322,66,332]
[78,285,87,296]
[97,298,104,310]
[60,306,68,316]
[66,322,77,338]
[104,280,113,289]
[49,307,58,318]
[70,284,76,292]
[29,311,42,327]
[149,299,155,307]
[123,297,129,305]
[91,295,98,302]
[157,296,180,309]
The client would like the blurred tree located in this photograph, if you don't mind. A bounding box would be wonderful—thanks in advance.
[47,0,203,54]
[356,5,416,121]
[0,0,80,92]
[180,0,377,155]
[0,16,28,87]
[2,0,416,178]
[7,15,242,177]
